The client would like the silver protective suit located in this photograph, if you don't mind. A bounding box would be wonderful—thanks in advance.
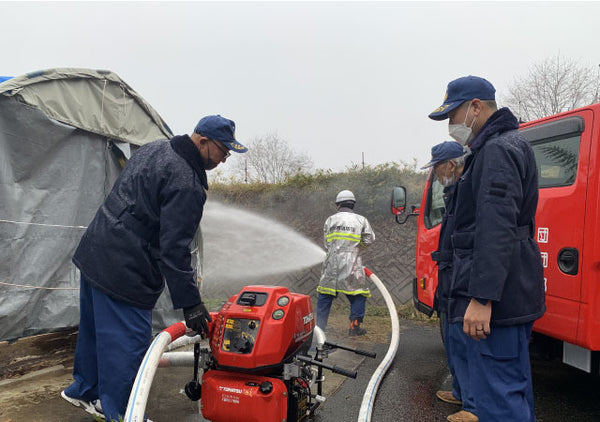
[318,208,375,296]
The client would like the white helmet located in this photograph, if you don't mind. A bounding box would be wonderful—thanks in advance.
[335,190,356,204]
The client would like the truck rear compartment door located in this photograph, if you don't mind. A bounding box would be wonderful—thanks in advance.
[520,113,590,345]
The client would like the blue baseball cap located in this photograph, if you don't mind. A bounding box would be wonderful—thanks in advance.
[421,141,467,169]
[194,115,248,153]
[428,76,496,121]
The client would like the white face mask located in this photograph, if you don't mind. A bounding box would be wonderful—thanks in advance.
[449,103,476,145]
[440,174,456,187]
[436,163,458,187]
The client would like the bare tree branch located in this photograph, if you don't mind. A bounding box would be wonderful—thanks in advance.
[504,54,600,122]
[233,132,313,183]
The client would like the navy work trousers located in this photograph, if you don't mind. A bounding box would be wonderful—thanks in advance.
[467,322,536,422]
[65,276,152,422]
[441,313,462,401]
[316,292,366,330]
[448,321,476,414]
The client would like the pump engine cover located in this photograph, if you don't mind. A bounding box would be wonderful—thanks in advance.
[201,370,287,422]
[209,285,314,370]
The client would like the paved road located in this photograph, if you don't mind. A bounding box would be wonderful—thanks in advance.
[315,320,459,422]
[2,320,600,421]
[317,320,600,422]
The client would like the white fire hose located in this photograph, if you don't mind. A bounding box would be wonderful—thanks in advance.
[357,267,400,422]
[124,321,188,422]
[158,351,196,367]
[165,333,202,351]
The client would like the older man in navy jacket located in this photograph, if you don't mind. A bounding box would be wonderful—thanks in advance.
[429,77,545,422]
[62,115,247,422]
[423,141,476,422]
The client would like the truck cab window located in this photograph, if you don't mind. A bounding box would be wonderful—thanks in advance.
[531,134,580,188]
[424,173,445,229]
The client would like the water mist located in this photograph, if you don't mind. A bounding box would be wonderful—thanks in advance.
[199,201,326,293]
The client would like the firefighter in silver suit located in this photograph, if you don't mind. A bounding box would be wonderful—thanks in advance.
[316,190,375,336]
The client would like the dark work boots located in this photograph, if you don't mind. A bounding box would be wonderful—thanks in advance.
[348,319,366,336]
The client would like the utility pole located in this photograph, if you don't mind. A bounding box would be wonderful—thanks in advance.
[244,158,248,183]
[594,64,600,104]
[362,152,365,169]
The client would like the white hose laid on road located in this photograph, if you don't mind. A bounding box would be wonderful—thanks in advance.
[124,321,187,422]
[358,267,400,422]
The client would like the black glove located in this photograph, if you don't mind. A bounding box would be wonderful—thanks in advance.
[183,302,212,338]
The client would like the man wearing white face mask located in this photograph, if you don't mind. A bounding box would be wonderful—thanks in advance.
[422,141,468,187]
[423,141,476,422]
[429,76,545,422]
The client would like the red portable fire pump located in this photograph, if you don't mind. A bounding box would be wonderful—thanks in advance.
[183,285,375,422]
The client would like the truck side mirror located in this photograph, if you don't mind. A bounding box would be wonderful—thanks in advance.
[392,187,419,224]
[391,187,406,215]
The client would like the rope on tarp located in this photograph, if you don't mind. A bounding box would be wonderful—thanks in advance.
[0,281,79,290]
[0,219,87,229]
[0,219,85,290]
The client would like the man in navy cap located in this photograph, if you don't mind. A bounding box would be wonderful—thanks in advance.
[421,141,468,187]
[423,141,476,422]
[62,115,247,422]
[429,77,545,422]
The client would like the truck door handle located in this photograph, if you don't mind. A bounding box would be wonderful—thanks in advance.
[557,248,579,275]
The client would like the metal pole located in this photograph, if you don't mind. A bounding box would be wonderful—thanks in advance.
[594,64,600,104]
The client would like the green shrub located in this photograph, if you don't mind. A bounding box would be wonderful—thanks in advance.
[211,161,426,222]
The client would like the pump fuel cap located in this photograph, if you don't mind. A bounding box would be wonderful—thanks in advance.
[259,381,273,394]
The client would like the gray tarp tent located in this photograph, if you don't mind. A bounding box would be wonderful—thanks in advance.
[0,68,195,341]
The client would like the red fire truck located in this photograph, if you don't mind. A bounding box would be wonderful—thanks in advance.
[393,104,600,374]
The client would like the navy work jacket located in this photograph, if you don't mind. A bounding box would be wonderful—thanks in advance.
[432,184,456,315]
[448,108,545,326]
[73,135,207,310]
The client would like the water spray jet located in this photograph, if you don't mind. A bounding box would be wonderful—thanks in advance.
[201,202,326,289]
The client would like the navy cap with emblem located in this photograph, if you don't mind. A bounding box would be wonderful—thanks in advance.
[428,76,496,121]
[194,115,248,153]
[421,141,468,169]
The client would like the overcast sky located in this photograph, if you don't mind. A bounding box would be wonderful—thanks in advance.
[2,1,599,172]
